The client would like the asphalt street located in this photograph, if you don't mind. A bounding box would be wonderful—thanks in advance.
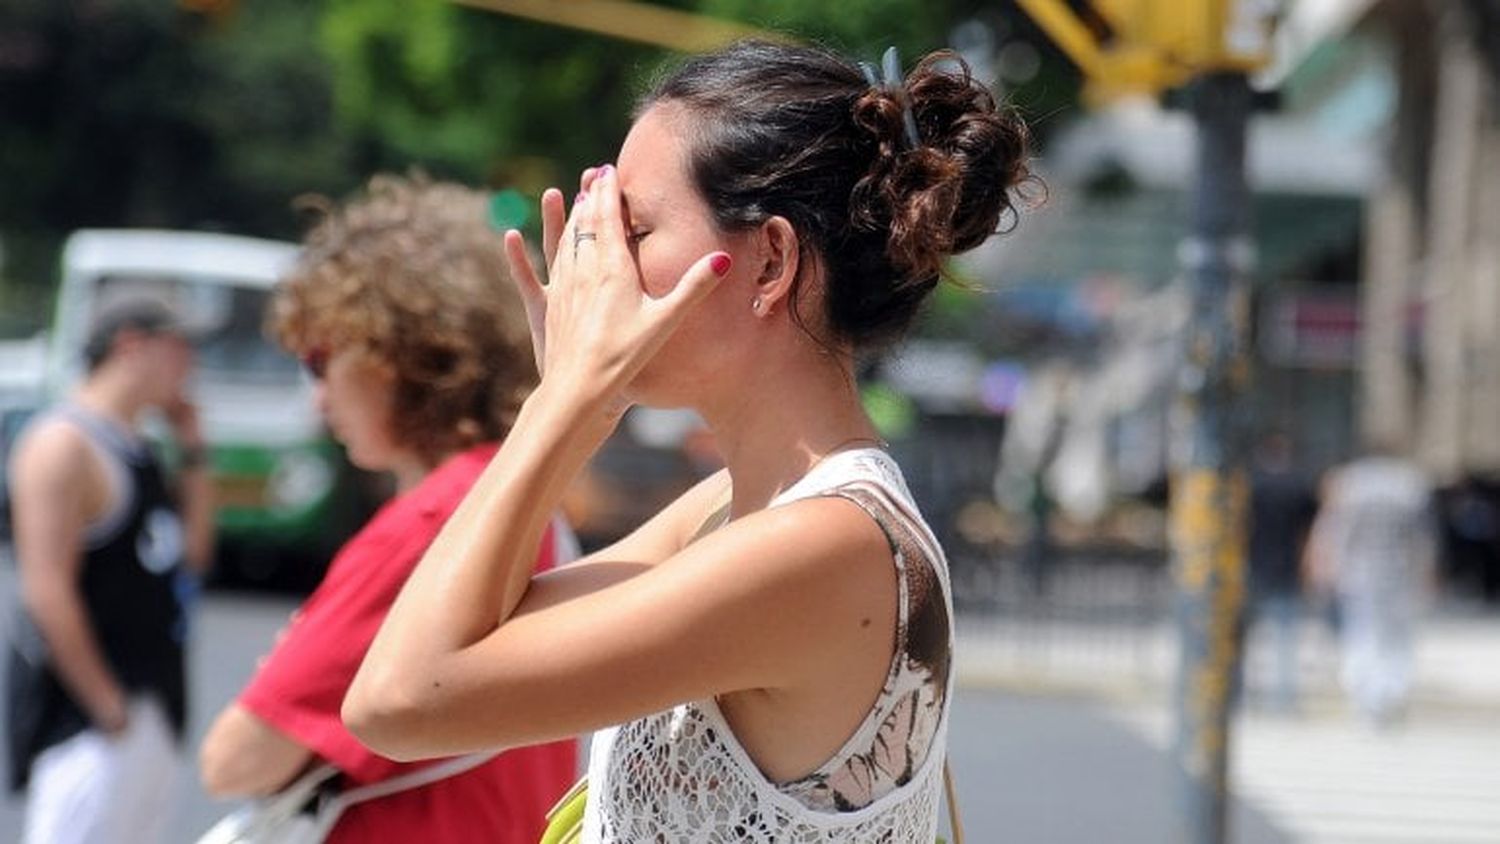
[0,567,1493,842]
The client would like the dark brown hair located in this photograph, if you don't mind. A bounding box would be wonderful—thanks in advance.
[268,174,534,465]
[640,40,1035,348]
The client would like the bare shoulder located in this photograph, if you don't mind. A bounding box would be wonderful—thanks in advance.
[635,493,899,690]
[658,492,896,614]
[9,416,95,493]
[725,494,891,578]
[9,417,103,563]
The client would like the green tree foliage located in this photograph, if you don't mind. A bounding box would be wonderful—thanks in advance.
[311,0,1079,201]
[700,0,946,56]
[0,0,364,327]
[318,0,672,191]
[0,0,1079,336]
[0,0,363,236]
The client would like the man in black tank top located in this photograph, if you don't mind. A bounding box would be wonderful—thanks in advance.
[5,297,215,843]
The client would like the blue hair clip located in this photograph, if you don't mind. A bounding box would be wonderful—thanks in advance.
[859,46,921,150]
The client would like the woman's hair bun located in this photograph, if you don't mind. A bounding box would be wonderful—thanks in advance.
[643,41,1035,349]
[850,51,1034,286]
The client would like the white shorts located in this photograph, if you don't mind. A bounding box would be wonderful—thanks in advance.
[23,697,180,844]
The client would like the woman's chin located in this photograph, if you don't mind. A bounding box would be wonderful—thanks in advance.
[343,445,387,474]
[625,378,690,411]
[628,354,713,410]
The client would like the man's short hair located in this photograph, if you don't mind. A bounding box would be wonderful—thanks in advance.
[83,297,195,370]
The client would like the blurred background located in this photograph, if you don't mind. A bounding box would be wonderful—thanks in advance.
[1,1,1498,842]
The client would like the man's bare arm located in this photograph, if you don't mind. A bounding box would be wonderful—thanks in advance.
[10,423,130,733]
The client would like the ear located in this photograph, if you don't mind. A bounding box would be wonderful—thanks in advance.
[752,216,800,316]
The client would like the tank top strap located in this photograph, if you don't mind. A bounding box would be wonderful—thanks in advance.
[56,404,150,465]
[774,448,950,594]
[51,405,145,548]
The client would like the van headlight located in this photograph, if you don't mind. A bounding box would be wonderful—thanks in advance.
[268,451,333,512]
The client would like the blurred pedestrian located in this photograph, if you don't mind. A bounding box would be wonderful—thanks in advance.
[197,175,577,843]
[994,365,1070,597]
[1442,476,1500,605]
[1306,444,1438,726]
[1243,431,1318,713]
[6,296,215,844]
[344,42,1031,841]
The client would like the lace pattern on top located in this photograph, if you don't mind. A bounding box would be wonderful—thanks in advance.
[583,449,954,843]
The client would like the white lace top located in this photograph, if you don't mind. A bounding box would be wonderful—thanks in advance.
[582,448,954,843]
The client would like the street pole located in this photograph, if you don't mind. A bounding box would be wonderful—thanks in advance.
[1171,70,1253,844]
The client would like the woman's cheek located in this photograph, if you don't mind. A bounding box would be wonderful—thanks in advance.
[638,246,687,299]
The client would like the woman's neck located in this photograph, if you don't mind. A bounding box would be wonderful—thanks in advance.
[699,351,881,519]
[392,450,445,494]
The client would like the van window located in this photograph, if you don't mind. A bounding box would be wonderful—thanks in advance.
[94,274,299,386]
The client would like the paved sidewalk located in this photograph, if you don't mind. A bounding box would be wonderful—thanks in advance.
[1112,704,1500,844]
[953,608,1500,843]
[954,609,1500,716]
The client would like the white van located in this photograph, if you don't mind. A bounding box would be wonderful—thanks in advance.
[44,229,368,586]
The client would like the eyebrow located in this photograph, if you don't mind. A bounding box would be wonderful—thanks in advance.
[620,189,642,216]
[620,194,653,231]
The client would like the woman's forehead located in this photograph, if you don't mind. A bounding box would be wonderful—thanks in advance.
[619,104,692,204]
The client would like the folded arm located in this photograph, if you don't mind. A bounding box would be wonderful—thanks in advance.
[343,389,891,761]
[199,704,314,797]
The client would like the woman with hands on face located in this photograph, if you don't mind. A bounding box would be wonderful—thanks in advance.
[345,41,1034,842]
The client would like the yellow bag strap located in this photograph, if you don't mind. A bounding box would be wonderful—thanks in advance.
[943,760,964,844]
[539,776,588,844]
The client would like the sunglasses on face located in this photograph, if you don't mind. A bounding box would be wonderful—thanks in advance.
[301,348,329,380]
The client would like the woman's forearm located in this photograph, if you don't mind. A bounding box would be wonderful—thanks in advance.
[344,384,613,741]
[199,704,312,798]
[398,388,608,638]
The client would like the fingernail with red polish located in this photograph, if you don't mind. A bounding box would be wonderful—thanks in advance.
[710,253,732,276]
[601,164,614,176]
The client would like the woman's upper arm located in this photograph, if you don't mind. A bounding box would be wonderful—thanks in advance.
[347,494,894,761]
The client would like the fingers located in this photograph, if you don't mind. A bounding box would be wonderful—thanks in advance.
[503,230,546,304]
[541,172,601,296]
[650,251,732,324]
[579,166,600,195]
[540,188,566,272]
[504,230,549,371]
[585,165,629,259]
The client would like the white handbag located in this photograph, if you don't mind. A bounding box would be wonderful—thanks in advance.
[196,752,496,844]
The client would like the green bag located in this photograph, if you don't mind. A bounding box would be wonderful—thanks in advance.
[538,777,588,844]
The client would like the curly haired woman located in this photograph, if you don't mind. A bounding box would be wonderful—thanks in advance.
[198,175,578,844]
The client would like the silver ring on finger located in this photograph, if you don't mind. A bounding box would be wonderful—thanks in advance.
[573,230,597,259]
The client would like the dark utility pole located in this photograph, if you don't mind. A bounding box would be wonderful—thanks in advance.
[1171,70,1254,844]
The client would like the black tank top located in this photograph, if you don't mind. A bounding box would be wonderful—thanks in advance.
[6,406,189,790]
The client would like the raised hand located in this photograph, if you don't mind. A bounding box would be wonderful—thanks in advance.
[162,394,204,450]
[503,165,730,413]
[504,167,605,374]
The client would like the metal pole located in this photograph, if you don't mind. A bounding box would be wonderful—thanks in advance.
[1171,70,1253,844]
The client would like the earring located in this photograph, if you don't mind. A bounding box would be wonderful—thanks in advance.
[751,296,764,315]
